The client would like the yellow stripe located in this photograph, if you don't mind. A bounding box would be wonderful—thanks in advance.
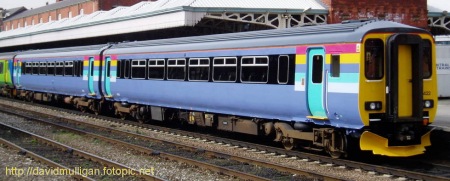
[295,55,306,64]
[84,60,100,66]
[111,60,117,66]
[326,53,360,64]
[297,53,360,64]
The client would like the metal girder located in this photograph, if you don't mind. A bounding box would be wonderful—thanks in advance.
[201,12,327,30]
[428,16,450,33]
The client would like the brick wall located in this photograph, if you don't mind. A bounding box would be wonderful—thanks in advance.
[321,0,428,29]
[98,0,149,10]
[2,1,98,31]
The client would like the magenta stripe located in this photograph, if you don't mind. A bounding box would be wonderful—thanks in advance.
[296,44,358,55]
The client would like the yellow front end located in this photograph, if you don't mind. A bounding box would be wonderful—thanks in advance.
[358,33,438,157]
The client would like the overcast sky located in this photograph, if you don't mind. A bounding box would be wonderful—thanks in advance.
[1,0,57,9]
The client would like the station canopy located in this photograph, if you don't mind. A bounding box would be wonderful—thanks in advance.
[428,0,450,34]
[0,0,328,48]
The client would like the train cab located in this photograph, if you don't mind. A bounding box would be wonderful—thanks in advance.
[359,32,437,156]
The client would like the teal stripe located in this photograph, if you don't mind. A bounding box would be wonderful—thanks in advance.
[295,73,306,81]
[296,72,358,83]
[328,73,359,83]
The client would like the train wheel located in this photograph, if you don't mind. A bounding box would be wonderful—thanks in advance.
[282,137,296,150]
[326,131,347,159]
[119,113,127,120]
[79,106,87,113]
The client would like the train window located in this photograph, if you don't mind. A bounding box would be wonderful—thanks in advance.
[422,40,432,79]
[278,55,289,84]
[131,59,146,79]
[74,60,82,77]
[22,62,31,74]
[124,59,130,78]
[365,39,384,80]
[213,57,237,82]
[117,60,123,78]
[241,56,269,83]
[74,61,78,76]
[148,59,165,80]
[39,62,47,75]
[312,55,323,83]
[107,61,111,78]
[64,61,73,76]
[32,62,39,75]
[189,58,210,81]
[79,61,83,77]
[56,62,64,76]
[0,62,3,74]
[331,55,340,77]
[167,59,186,80]
[21,62,25,75]
[48,62,55,75]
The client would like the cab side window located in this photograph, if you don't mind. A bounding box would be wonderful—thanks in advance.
[365,39,384,80]
[422,40,432,79]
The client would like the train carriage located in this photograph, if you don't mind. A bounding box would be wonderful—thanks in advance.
[5,20,438,157]
[100,21,437,157]
[13,45,109,107]
[0,52,16,96]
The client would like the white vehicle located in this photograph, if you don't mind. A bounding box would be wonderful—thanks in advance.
[435,35,450,98]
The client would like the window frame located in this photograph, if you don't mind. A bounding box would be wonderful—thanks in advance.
[212,57,237,82]
[364,38,385,80]
[188,58,210,81]
[39,62,47,75]
[55,62,64,76]
[240,56,269,83]
[422,40,432,79]
[48,62,55,76]
[148,59,165,80]
[64,61,74,76]
[167,58,186,81]
[131,59,147,79]
[0,62,4,74]
[277,55,290,84]
[330,54,340,78]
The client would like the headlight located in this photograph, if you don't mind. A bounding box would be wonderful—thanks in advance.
[423,100,434,108]
[370,103,376,110]
[365,101,382,110]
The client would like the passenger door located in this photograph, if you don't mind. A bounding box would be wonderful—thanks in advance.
[306,47,328,118]
[386,34,423,121]
[13,60,21,87]
[87,57,96,96]
[102,56,113,97]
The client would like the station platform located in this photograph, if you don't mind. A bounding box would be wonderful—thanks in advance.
[433,99,450,131]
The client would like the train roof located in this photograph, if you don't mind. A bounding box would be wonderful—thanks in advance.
[105,21,429,55]
[0,52,17,60]
[15,44,110,59]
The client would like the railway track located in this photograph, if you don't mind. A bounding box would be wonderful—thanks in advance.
[0,101,345,181]
[0,122,160,181]
[1,97,450,180]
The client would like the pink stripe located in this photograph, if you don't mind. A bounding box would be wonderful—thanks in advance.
[325,44,357,54]
[296,44,358,54]
[296,46,307,54]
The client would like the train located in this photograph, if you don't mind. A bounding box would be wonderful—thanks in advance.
[435,35,450,98]
[0,20,438,158]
